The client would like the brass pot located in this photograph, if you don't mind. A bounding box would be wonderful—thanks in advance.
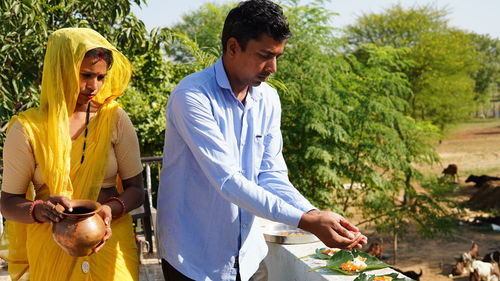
[52,200,106,257]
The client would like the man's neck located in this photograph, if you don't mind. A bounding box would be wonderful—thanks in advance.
[222,56,248,103]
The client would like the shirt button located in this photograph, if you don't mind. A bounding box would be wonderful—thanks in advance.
[81,260,90,273]
[242,224,248,228]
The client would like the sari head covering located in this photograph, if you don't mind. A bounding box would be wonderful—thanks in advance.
[1,28,135,281]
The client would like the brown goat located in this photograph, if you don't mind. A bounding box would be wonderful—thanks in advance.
[367,239,384,259]
[442,164,459,183]
[451,242,479,276]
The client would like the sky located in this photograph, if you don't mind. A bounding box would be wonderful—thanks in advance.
[131,0,500,39]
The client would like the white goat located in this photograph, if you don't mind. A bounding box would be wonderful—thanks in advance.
[471,260,500,281]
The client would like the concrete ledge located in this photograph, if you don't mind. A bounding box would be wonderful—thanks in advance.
[259,218,411,281]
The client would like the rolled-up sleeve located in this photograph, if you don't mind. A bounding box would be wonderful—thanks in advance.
[168,90,305,226]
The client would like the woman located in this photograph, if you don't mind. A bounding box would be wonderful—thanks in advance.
[0,28,144,281]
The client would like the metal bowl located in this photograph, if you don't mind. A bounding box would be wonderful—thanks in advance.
[263,223,319,244]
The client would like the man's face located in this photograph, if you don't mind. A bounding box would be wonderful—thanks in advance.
[231,34,285,87]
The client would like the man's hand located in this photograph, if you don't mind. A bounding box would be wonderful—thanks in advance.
[298,210,368,249]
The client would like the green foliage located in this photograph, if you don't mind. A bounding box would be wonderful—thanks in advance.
[345,4,481,130]
[0,0,178,158]
[168,2,234,62]
[469,33,500,105]
[170,0,460,239]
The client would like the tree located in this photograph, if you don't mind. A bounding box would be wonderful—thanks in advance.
[345,4,480,130]
[0,0,174,157]
[171,0,458,242]
[168,2,234,62]
[468,34,500,113]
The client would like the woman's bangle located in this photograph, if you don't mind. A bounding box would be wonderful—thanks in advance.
[103,197,126,221]
[29,200,44,223]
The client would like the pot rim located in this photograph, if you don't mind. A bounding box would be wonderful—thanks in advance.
[61,199,101,216]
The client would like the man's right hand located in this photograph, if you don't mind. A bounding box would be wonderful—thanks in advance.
[298,210,368,249]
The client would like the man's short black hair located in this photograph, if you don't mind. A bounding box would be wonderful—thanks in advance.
[221,0,292,53]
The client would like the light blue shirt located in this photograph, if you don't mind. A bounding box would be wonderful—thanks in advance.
[157,58,315,281]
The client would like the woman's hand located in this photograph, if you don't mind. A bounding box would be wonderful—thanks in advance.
[33,195,73,223]
[93,204,113,254]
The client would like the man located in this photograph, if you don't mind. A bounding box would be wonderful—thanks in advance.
[156,1,368,280]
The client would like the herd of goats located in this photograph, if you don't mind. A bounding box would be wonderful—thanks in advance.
[360,164,500,280]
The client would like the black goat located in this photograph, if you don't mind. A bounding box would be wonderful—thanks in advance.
[391,267,423,280]
[465,175,500,187]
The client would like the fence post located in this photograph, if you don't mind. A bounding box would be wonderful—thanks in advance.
[146,163,153,211]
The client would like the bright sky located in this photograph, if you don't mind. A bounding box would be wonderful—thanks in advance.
[131,0,500,39]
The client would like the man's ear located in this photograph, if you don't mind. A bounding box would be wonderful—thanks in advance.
[226,37,240,57]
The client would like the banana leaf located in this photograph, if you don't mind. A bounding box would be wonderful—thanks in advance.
[324,249,390,275]
[354,272,407,281]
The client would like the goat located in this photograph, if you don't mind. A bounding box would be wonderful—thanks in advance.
[367,239,383,259]
[483,251,500,264]
[470,260,500,281]
[442,164,459,183]
[465,175,500,187]
[451,242,480,276]
[390,267,423,280]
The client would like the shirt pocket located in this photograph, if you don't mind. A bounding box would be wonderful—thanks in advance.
[254,134,265,171]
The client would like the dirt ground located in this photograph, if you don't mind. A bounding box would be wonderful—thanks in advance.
[361,119,500,281]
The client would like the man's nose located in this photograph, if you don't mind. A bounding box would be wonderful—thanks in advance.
[266,57,277,73]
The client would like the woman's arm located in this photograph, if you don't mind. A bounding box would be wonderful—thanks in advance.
[0,191,72,223]
[100,173,144,218]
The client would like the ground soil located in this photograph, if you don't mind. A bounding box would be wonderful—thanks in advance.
[358,119,500,281]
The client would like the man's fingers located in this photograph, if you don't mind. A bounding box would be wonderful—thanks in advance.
[339,217,359,233]
[346,232,363,249]
[323,229,356,248]
[332,222,355,240]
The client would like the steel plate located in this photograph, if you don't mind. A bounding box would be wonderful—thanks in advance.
[263,223,319,244]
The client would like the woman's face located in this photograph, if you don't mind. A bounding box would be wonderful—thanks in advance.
[76,56,108,106]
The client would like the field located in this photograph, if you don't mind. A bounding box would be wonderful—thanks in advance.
[361,118,500,281]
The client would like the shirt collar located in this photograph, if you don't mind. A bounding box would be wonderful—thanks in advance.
[215,57,263,102]
[215,57,232,91]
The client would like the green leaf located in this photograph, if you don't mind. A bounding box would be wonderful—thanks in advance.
[325,249,390,275]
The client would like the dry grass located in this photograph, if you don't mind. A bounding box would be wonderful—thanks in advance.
[421,119,500,178]
[369,118,500,281]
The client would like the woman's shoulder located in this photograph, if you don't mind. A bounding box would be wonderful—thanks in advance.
[115,106,133,125]
[7,119,27,137]
[111,106,135,143]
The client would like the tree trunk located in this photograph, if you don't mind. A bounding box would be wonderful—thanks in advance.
[392,232,398,265]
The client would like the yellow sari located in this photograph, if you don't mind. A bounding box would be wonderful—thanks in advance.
[0,28,138,281]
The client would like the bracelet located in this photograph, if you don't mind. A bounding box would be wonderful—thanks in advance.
[103,197,126,221]
[29,200,44,223]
